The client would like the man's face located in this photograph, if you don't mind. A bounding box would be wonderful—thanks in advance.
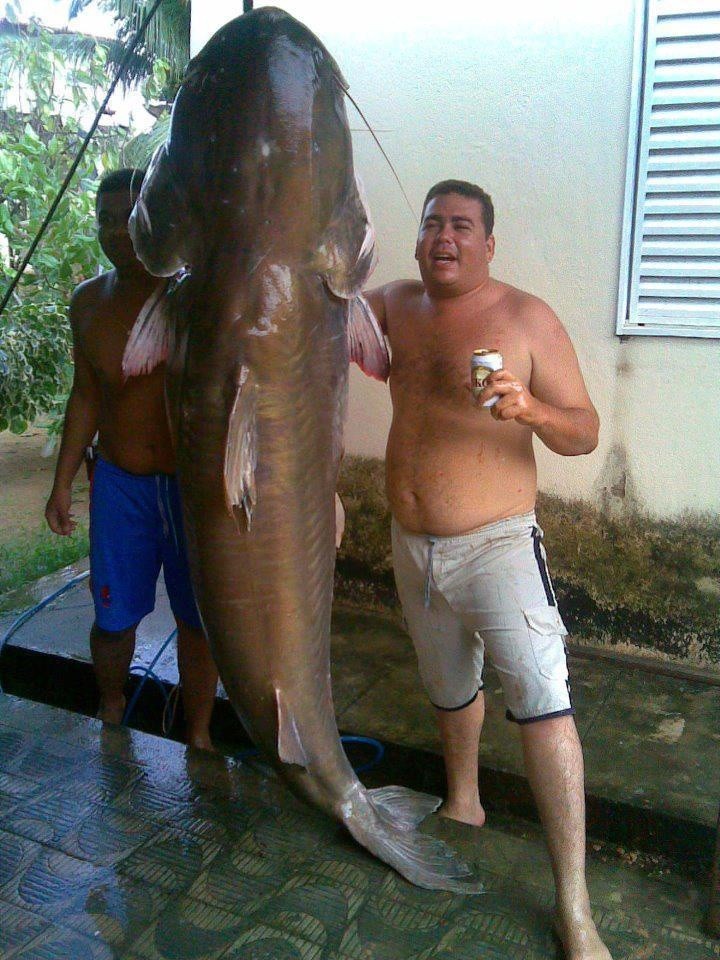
[415,192,495,297]
[96,189,141,270]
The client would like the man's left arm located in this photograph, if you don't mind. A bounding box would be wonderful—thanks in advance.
[480,305,599,456]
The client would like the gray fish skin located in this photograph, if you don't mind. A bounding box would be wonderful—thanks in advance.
[126,6,482,893]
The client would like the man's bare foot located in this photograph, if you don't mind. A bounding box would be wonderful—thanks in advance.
[439,799,486,828]
[554,908,612,960]
[97,697,126,725]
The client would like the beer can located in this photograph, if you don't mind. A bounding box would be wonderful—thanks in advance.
[471,349,503,405]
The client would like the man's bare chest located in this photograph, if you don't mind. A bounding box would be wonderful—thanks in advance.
[390,321,529,404]
[81,323,128,387]
[77,292,149,386]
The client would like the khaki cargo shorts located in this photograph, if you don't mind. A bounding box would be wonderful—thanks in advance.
[391,511,573,724]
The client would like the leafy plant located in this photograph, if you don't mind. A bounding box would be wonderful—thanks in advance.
[69,0,189,100]
[0,22,131,432]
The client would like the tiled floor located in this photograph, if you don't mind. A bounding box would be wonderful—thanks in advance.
[1,564,719,957]
[0,692,718,960]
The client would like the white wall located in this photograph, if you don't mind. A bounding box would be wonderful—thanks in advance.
[192,1,720,518]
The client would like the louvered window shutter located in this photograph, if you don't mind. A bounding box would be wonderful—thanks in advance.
[617,0,720,336]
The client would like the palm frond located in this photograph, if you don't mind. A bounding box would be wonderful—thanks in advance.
[0,19,151,90]
[121,111,170,166]
[111,0,189,80]
[0,18,112,60]
[68,0,190,92]
[68,0,94,18]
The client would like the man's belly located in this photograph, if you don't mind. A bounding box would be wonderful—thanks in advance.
[386,423,537,536]
[97,404,176,476]
[97,435,176,476]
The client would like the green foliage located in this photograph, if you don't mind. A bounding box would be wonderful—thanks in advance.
[0,24,130,432]
[0,523,89,606]
[123,108,170,167]
[70,0,189,99]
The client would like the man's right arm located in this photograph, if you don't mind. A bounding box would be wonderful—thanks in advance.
[45,291,101,535]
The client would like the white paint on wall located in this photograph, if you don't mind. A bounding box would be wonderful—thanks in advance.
[192,1,720,518]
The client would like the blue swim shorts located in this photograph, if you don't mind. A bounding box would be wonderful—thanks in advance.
[89,456,202,633]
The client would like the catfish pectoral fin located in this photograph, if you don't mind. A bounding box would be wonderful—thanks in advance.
[122,280,171,378]
[317,175,377,298]
[346,789,485,893]
[347,294,390,381]
[223,365,258,529]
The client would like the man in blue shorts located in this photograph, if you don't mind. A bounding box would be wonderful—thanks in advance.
[45,168,218,750]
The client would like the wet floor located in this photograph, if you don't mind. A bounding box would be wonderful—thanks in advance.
[1,691,718,960]
[1,565,718,832]
[1,564,719,957]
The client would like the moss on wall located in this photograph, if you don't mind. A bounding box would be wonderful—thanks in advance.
[336,456,720,667]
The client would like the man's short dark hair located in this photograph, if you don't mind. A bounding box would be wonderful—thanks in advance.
[421,180,494,236]
[96,168,145,205]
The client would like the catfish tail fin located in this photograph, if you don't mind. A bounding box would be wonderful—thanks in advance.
[344,785,484,894]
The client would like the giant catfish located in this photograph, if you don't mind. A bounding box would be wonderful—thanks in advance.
[124,6,480,892]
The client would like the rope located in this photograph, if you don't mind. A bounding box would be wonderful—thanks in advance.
[0,0,165,320]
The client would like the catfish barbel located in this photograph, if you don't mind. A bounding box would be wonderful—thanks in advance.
[124,6,480,893]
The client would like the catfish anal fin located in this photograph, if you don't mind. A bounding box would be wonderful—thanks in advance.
[276,688,309,767]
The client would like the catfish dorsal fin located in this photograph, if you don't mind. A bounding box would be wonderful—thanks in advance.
[223,364,258,531]
[122,280,171,378]
[347,294,390,382]
[275,688,309,767]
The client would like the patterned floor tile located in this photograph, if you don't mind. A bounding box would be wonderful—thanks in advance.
[61,873,176,953]
[7,922,120,959]
[3,789,97,847]
[220,922,325,960]
[0,896,50,956]
[0,840,108,919]
[57,805,161,866]
[0,693,715,960]
[118,827,222,894]
[129,895,247,960]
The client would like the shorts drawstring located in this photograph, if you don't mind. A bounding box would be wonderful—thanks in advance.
[157,476,181,556]
[424,537,437,608]
[165,476,181,556]
[156,476,169,539]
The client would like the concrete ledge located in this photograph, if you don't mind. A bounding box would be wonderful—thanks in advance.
[1,639,713,879]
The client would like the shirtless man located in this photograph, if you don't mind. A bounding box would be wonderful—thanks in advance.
[366,180,610,960]
[45,168,218,750]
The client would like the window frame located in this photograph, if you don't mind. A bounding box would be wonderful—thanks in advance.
[617,0,720,338]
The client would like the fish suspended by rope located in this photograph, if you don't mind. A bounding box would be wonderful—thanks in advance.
[124,5,481,893]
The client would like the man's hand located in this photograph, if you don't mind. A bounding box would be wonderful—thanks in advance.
[45,486,76,536]
[474,367,599,455]
[477,369,543,426]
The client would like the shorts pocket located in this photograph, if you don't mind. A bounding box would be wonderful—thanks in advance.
[523,604,568,681]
